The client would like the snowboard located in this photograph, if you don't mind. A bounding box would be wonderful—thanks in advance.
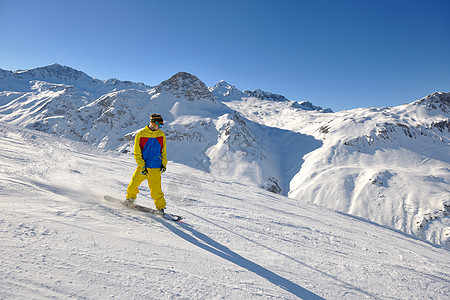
[103,195,183,221]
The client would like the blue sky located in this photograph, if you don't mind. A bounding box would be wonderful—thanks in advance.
[0,0,449,111]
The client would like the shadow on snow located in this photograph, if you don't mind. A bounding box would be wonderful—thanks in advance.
[157,218,325,299]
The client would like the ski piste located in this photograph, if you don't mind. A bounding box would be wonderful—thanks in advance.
[103,195,183,221]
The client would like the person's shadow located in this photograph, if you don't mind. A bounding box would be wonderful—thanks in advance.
[156,218,325,299]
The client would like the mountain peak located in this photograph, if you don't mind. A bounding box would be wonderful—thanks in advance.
[171,71,198,80]
[210,80,238,91]
[0,68,13,79]
[15,63,91,82]
[414,92,450,112]
[243,89,288,102]
[209,80,246,101]
[216,80,232,87]
[292,101,333,113]
[156,72,215,102]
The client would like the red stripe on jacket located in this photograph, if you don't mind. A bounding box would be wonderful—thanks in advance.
[156,136,164,151]
[139,137,149,150]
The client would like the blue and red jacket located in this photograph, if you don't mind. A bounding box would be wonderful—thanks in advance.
[133,126,167,169]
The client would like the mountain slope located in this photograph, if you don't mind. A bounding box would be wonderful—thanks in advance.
[1,122,449,299]
[227,92,450,249]
[0,66,320,195]
[0,64,449,249]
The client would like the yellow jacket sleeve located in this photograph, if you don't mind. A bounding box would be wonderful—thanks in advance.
[161,134,168,167]
[133,131,146,168]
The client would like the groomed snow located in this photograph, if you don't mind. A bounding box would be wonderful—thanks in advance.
[1,122,449,299]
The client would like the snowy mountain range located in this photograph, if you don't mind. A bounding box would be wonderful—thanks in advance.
[0,63,449,249]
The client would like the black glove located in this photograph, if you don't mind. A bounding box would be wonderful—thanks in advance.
[140,167,148,176]
[161,165,166,174]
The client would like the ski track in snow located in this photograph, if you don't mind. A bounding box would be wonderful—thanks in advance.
[1,123,449,299]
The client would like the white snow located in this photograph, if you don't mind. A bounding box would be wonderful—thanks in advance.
[1,122,449,299]
[1,65,450,298]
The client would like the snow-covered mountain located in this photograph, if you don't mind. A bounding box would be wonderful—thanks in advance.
[210,80,332,112]
[0,64,449,249]
[226,92,450,249]
[0,65,320,194]
[0,63,150,97]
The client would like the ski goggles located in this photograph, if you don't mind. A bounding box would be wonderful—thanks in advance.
[154,121,163,128]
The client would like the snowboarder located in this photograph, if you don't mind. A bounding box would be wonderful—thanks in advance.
[123,114,167,214]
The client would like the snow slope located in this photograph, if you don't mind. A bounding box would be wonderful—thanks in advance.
[1,122,449,299]
[0,64,449,250]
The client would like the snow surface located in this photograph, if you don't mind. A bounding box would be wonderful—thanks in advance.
[1,122,449,299]
[0,64,449,255]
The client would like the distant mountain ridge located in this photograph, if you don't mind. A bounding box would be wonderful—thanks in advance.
[0,64,449,249]
[209,80,332,112]
[14,63,89,81]
[0,63,151,97]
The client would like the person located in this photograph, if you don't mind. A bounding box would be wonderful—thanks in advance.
[123,114,167,214]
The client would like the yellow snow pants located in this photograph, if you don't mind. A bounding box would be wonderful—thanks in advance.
[126,167,166,210]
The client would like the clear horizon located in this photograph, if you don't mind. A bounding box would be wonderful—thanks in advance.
[1,0,449,111]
